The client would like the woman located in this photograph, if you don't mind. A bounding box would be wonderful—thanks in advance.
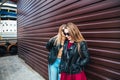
[59,22,90,80]
[46,24,66,80]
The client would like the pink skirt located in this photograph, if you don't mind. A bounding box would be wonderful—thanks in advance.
[61,71,87,80]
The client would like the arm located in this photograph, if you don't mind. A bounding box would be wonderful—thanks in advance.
[46,37,55,51]
[79,41,90,66]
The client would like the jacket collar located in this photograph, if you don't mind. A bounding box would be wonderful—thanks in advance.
[65,40,77,50]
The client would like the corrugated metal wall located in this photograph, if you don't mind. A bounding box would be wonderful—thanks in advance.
[17,0,120,80]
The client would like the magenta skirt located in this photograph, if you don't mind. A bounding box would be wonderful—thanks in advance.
[60,71,87,80]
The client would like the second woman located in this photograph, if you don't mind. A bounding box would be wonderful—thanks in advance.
[46,24,66,80]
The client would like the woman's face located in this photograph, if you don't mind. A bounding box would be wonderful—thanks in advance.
[63,29,72,41]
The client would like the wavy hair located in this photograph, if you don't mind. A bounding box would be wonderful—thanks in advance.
[66,22,85,56]
[54,24,66,46]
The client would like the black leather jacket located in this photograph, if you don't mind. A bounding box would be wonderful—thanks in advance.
[59,40,90,74]
[46,36,62,65]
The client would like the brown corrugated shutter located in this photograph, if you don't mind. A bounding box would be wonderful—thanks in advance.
[17,0,120,80]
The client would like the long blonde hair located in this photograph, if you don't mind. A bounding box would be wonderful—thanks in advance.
[54,24,66,46]
[66,22,85,55]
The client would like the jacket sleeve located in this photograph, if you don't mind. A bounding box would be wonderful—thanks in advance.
[46,37,54,51]
[59,44,65,72]
[79,41,90,66]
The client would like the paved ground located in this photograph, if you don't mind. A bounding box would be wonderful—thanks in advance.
[0,55,45,80]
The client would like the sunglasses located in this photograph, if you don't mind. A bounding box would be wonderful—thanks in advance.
[63,30,70,36]
[64,32,70,36]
